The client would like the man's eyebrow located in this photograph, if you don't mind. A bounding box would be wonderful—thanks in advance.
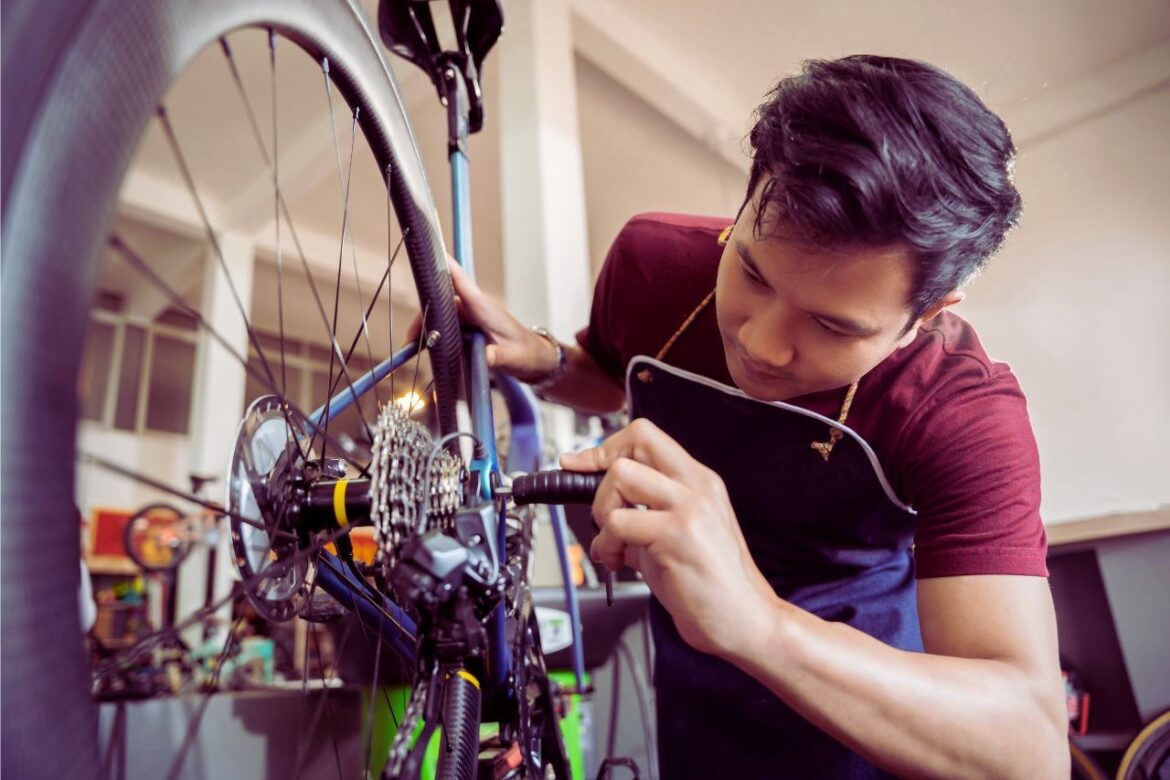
[735,240,760,271]
[811,311,882,337]
[735,240,882,337]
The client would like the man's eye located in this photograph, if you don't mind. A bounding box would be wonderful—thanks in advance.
[738,260,764,285]
[813,318,848,337]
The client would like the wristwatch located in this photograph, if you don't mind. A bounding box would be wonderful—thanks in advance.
[530,326,567,391]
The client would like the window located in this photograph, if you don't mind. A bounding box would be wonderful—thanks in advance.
[79,307,198,435]
[114,325,146,431]
[145,334,196,434]
[79,320,116,422]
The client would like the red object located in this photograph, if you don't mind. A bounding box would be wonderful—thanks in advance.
[90,508,134,557]
[1064,669,1092,735]
[577,213,1047,579]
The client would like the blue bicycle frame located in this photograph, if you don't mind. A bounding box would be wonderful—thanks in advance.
[301,63,589,701]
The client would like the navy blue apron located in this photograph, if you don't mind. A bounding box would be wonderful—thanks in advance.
[626,355,921,779]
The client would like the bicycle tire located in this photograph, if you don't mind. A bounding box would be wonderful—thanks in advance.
[1070,736,1109,780]
[1117,710,1170,780]
[123,503,192,573]
[1,0,462,776]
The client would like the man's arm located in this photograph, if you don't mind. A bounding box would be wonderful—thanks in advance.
[567,419,1069,779]
[730,574,1068,779]
[530,339,625,414]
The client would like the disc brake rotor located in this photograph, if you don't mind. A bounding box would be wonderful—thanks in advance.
[227,395,312,622]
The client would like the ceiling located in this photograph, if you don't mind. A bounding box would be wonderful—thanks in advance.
[620,0,1170,114]
[105,0,1170,342]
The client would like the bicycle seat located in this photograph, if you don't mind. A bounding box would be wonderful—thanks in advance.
[378,0,503,133]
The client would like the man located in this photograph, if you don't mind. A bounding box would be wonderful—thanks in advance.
[450,56,1067,777]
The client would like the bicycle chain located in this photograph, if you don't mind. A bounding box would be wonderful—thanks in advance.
[368,404,463,570]
[383,673,429,778]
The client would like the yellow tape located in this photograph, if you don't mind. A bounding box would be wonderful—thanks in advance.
[333,479,349,527]
[453,669,480,690]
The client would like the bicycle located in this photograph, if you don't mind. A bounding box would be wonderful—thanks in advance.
[2,1,604,777]
[123,475,221,574]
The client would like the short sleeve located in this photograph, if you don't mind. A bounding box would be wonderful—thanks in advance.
[896,369,1049,579]
[575,226,633,382]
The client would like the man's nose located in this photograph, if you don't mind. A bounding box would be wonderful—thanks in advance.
[739,310,796,368]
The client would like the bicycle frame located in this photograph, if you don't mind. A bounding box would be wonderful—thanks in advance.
[292,54,590,717]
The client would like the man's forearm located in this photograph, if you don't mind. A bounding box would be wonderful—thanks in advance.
[537,344,625,415]
[729,597,1069,779]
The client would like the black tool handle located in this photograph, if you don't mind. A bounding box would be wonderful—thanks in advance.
[510,470,605,506]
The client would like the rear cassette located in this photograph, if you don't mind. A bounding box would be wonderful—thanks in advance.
[368,403,464,570]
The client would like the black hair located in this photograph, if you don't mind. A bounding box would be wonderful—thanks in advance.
[745,55,1022,322]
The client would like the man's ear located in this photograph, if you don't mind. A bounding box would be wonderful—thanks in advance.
[897,290,965,347]
[922,290,965,323]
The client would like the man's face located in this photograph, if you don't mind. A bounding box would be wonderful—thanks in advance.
[715,194,922,402]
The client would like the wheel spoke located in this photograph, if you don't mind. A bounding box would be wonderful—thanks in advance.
[363,623,384,775]
[265,31,311,465]
[79,451,296,540]
[407,302,431,411]
[319,228,420,424]
[91,523,364,689]
[107,234,372,476]
[330,113,383,412]
[220,37,388,463]
[294,618,353,778]
[387,165,398,402]
[155,104,279,393]
[319,61,375,451]
[163,613,247,780]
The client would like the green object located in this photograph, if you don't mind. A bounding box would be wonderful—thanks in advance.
[363,686,438,779]
[550,670,588,780]
[364,673,591,778]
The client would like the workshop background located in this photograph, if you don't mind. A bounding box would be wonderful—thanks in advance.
[70,0,1169,776]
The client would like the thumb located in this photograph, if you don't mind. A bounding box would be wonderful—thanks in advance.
[401,311,423,348]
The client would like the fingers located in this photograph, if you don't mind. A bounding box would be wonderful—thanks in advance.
[401,295,467,348]
[590,507,667,570]
[590,456,684,521]
[559,418,694,480]
[445,255,483,302]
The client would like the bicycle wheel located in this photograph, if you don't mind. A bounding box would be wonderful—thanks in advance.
[1118,711,1170,780]
[1,0,462,776]
[123,503,192,573]
[1070,737,1108,780]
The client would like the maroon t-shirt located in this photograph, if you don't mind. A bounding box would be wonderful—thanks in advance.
[577,212,1048,578]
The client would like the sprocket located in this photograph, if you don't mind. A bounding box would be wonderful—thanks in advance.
[226,395,313,622]
[368,403,464,570]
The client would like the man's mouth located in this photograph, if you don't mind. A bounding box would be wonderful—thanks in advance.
[735,346,796,385]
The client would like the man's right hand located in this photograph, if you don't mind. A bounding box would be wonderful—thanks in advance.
[405,256,559,383]
[406,255,626,414]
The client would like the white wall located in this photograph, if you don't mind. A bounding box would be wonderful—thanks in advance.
[76,423,192,518]
[962,85,1170,523]
[576,55,748,276]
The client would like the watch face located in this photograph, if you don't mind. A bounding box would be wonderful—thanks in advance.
[531,327,566,389]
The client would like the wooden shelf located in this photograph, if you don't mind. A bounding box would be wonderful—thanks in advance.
[1047,507,1170,548]
[86,554,140,576]
[98,602,146,611]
